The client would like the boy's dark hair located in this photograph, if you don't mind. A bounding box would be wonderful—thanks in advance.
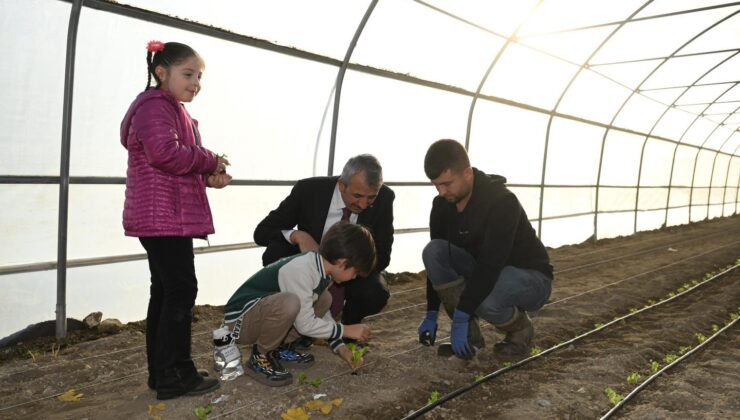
[424,139,471,180]
[146,42,202,90]
[319,223,376,277]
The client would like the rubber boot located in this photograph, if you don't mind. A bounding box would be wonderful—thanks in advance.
[493,307,533,357]
[433,277,485,349]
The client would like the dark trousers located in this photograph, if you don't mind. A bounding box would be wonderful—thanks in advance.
[262,239,389,324]
[140,237,199,379]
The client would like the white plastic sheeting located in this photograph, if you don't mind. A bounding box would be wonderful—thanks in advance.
[1,0,739,338]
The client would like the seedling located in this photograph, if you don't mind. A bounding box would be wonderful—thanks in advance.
[695,333,707,344]
[193,405,213,420]
[647,299,657,306]
[594,322,604,328]
[650,360,661,373]
[711,324,720,333]
[664,353,678,364]
[502,362,513,368]
[626,372,641,384]
[530,346,542,356]
[604,387,623,406]
[628,307,638,314]
[347,343,369,367]
[677,346,691,355]
[427,390,440,404]
[297,372,322,388]
[474,374,485,381]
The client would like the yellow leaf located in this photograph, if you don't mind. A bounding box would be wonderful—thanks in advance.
[303,400,324,411]
[57,389,83,402]
[331,398,343,407]
[148,402,166,415]
[281,407,310,420]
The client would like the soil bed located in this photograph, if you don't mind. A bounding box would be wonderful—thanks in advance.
[0,215,738,419]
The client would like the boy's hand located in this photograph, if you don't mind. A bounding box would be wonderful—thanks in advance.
[290,230,320,252]
[343,323,370,342]
[207,173,232,189]
[338,345,361,371]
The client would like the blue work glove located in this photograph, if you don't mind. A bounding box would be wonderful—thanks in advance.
[418,310,438,346]
[451,309,474,359]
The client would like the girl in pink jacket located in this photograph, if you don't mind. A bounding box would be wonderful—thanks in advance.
[120,40,230,400]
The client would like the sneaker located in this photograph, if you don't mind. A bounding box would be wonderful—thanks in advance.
[288,335,314,350]
[277,343,315,368]
[246,345,292,387]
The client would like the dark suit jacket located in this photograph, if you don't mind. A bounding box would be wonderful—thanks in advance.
[253,176,395,273]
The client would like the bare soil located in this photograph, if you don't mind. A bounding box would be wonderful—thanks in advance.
[1,215,738,420]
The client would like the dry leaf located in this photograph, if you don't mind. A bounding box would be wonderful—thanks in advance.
[281,407,310,420]
[303,398,344,415]
[148,402,166,415]
[57,389,83,402]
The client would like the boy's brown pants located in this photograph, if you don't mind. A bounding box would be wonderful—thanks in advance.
[237,290,331,353]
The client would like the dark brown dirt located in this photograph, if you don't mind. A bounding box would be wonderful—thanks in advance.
[0,215,738,420]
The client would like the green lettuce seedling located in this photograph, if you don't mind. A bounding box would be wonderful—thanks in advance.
[427,390,440,404]
[347,343,370,366]
[605,387,623,406]
[626,372,641,384]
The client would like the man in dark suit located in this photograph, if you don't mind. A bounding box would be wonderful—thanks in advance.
[254,154,394,327]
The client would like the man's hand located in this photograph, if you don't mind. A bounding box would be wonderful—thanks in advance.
[337,345,360,371]
[207,173,232,189]
[343,323,370,343]
[418,310,438,346]
[290,230,320,252]
[451,309,474,359]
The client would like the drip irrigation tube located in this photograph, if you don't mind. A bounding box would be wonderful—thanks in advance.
[400,263,739,419]
[599,316,739,420]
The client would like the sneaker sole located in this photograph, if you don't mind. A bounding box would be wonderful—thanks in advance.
[246,368,293,387]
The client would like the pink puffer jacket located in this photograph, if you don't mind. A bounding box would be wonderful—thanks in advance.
[120,89,218,238]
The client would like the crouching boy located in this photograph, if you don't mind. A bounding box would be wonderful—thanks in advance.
[213,223,376,386]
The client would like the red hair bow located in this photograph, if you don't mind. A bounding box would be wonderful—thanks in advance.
[146,40,165,53]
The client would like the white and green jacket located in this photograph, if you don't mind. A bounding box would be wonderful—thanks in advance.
[223,252,344,351]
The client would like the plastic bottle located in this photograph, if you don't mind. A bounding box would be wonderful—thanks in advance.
[212,326,244,381]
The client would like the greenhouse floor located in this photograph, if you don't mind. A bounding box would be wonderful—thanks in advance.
[1,215,738,419]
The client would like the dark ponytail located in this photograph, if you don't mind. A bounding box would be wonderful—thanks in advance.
[145,41,202,91]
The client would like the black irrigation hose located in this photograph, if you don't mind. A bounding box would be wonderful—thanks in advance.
[600,316,739,419]
[401,263,739,419]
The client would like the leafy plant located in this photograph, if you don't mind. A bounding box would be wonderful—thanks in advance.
[502,362,512,368]
[711,324,720,333]
[604,387,623,406]
[677,346,691,355]
[647,299,657,306]
[193,405,213,420]
[297,372,321,387]
[427,390,440,404]
[626,372,641,384]
[594,322,604,328]
[347,343,369,366]
[530,346,542,356]
[664,353,678,364]
[474,374,485,381]
[628,307,638,314]
[650,360,661,374]
[695,333,707,344]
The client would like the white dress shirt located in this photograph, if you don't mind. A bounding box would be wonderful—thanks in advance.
[282,183,358,243]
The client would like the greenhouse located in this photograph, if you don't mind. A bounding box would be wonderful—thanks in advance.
[1,0,739,418]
